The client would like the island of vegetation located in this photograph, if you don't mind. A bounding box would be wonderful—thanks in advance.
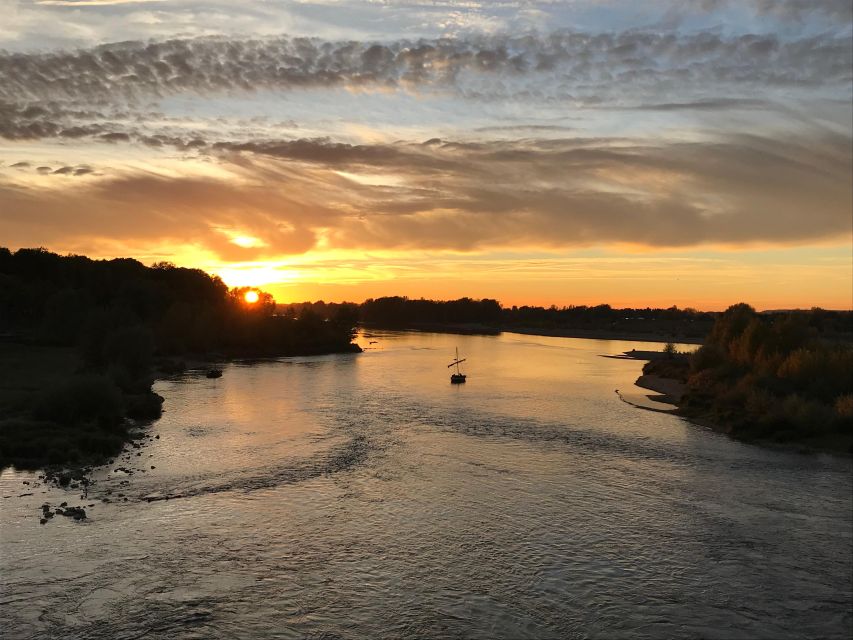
[0,247,360,471]
[641,304,853,453]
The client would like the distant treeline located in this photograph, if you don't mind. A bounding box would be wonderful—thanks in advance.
[281,297,499,328]
[0,247,358,469]
[281,296,853,342]
[646,303,853,449]
[282,297,715,338]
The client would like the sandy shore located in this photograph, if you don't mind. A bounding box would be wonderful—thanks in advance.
[635,373,686,403]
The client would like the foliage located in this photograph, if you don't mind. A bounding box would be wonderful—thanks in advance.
[684,303,853,445]
[33,374,124,428]
[0,417,126,470]
[0,247,360,469]
[0,247,358,358]
[360,296,502,326]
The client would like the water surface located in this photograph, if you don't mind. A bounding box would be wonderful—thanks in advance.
[2,331,851,639]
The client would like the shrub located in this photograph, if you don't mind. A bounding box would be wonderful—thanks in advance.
[104,325,154,378]
[0,417,126,469]
[781,394,834,436]
[124,392,164,421]
[690,344,726,373]
[836,394,853,419]
[835,394,853,434]
[34,374,123,428]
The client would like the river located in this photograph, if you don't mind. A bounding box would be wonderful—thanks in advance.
[1,331,851,639]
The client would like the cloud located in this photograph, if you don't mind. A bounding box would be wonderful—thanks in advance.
[668,0,853,25]
[0,30,849,106]
[2,132,849,259]
[50,164,95,175]
[628,98,772,111]
[35,0,166,5]
[0,169,326,259]
[0,25,849,265]
[728,0,852,22]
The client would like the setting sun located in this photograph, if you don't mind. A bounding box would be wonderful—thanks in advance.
[244,290,260,304]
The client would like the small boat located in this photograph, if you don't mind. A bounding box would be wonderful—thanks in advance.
[448,347,467,384]
[205,369,222,379]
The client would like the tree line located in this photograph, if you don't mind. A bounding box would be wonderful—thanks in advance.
[0,247,359,469]
[282,297,852,344]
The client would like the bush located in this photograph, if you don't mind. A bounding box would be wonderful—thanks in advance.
[0,417,126,469]
[104,325,154,378]
[835,394,853,434]
[690,344,726,373]
[124,392,164,420]
[781,394,834,436]
[34,374,123,428]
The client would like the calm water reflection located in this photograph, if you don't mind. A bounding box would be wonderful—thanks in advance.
[1,331,851,639]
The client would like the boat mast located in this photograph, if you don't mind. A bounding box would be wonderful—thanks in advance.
[448,347,466,374]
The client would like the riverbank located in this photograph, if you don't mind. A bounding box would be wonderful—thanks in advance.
[361,322,500,335]
[508,327,705,344]
[615,349,852,456]
[362,323,705,345]
[0,341,164,471]
[0,339,362,473]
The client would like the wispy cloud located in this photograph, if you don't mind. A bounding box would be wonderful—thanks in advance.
[2,132,850,258]
[34,0,166,5]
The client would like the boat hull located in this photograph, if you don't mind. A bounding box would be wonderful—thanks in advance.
[450,374,467,384]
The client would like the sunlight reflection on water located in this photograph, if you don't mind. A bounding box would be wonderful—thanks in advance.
[1,331,851,639]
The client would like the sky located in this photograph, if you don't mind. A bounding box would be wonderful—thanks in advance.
[0,0,851,310]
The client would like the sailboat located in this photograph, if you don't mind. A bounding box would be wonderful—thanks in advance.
[448,347,467,384]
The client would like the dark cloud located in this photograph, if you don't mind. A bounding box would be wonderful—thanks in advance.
[727,0,852,22]
[0,30,849,105]
[629,98,771,111]
[0,29,848,154]
[51,165,94,176]
[670,0,853,26]
[0,100,133,141]
[473,124,575,134]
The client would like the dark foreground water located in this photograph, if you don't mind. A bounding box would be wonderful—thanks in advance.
[1,331,851,639]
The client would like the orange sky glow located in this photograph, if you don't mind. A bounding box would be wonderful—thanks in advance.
[1,1,850,311]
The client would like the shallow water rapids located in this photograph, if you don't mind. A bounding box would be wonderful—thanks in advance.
[1,331,851,639]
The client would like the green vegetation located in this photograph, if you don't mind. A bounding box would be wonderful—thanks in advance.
[646,304,853,451]
[0,247,360,470]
